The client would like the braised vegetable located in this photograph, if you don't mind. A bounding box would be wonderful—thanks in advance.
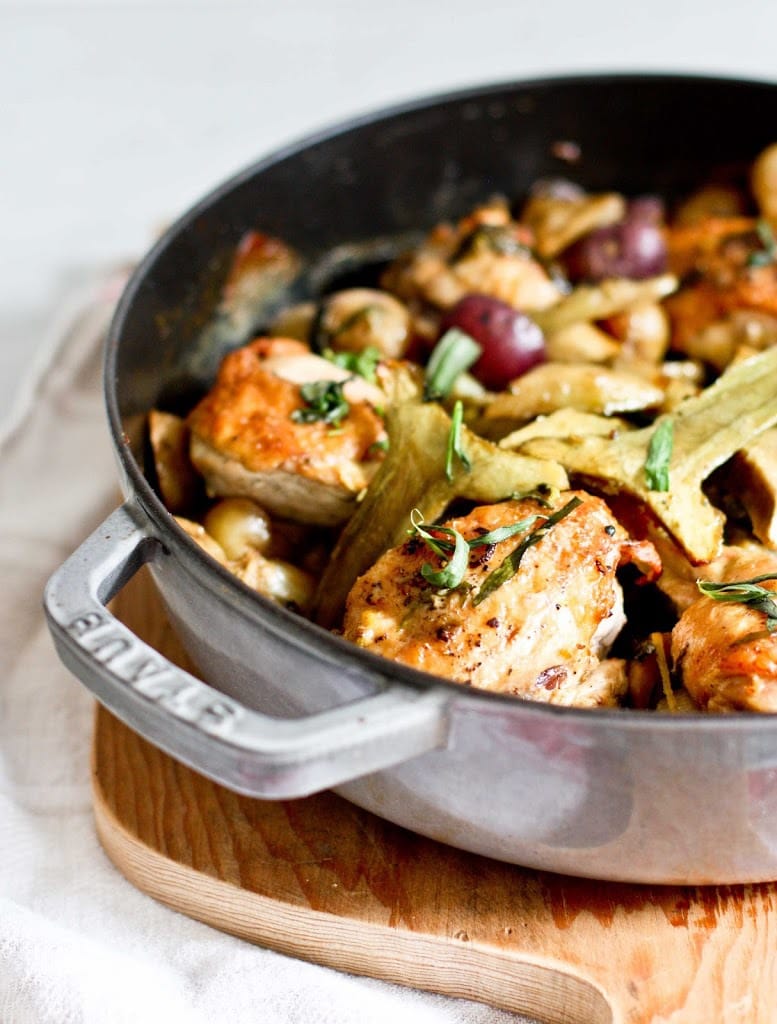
[522,346,777,564]
[152,141,777,713]
[565,197,667,281]
[439,294,546,390]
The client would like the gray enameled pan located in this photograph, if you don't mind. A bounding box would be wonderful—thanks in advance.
[44,73,777,884]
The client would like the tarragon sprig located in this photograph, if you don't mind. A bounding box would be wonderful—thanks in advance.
[409,510,470,589]
[408,498,578,600]
[697,573,777,633]
[644,417,674,492]
[445,400,471,482]
[473,496,583,606]
[423,328,482,402]
[291,380,349,426]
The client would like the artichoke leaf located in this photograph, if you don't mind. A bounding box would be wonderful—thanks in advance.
[498,409,632,451]
[522,347,777,564]
[725,427,777,548]
[313,400,568,628]
[532,275,678,335]
[480,363,663,437]
[522,192,626,260]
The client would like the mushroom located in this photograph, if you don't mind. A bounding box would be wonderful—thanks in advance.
[315,288,412,358]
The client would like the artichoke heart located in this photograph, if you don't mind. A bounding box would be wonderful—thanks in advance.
[522,346,777,564]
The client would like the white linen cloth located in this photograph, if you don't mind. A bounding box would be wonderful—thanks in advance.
[0,277,534,1024]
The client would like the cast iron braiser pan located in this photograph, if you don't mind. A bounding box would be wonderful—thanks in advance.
[45,74,777,884]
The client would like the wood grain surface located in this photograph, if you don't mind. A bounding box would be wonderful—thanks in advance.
[94,569,777,1024]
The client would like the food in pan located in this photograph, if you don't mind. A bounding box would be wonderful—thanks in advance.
[149,142,777,713]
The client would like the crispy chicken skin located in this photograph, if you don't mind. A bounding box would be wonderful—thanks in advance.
[672,548,777,712]
[187,337,386,526]
[342,490,660,706]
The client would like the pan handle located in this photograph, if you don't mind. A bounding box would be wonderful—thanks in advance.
[43,502,451,798]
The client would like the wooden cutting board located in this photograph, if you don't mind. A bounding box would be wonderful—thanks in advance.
[94,570,777,1024]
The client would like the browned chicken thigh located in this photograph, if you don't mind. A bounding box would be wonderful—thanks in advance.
[342,490,660,706]
[672,548,777,712]
[187,337,386,526]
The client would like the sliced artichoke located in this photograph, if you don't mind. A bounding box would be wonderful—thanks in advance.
[532,275,678,335]
[499,409,631,451]
[481,364,664,437]
[545,321,621,364]
[148,410,201,514]
[727,427,777,548]
[521,347,777,564]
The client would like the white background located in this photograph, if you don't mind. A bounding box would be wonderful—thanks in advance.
[3,0,777,418]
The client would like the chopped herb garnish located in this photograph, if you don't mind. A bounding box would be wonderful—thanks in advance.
[473,496,583,606]
[424,328,482,402]
[323,345,382,383]
[332,305,382,336]
[445,400,471,481]
[291,380,350,426]
[644,417,674,492]
[697,573,777,633]
[510,483,557,508]
[467,516,542,548]
[369,437,390,455]
[451,224,531,263]
[409,510,470,589]
[748,219,777,268]
[407,502,567,594]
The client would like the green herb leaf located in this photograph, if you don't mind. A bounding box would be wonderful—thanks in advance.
[409,510,468,589]
[408,509,455,556]
[421,528,470,588]
[748,219,777,268]
[697,573,777,631]
[323,345,382,383]
[467,516,542,548]
[291,380,350,426]
[644,418,674,492]
[510,483,557,508]
[408,503,564,593]
[451,224,531,262]
[424,328,482,402]
[369,437,390,455]
[445,400,472,481]
[473,496,583,606]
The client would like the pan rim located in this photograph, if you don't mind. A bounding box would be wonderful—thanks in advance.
[104,69,777,729]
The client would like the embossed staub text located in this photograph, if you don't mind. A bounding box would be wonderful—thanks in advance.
[67,610,240,732]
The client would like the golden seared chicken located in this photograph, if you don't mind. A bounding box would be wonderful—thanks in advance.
[382,200,561,316]
[342,490,660,706]
[671,548,777,712]
[665,217,777,360]
[187,337,386,526]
